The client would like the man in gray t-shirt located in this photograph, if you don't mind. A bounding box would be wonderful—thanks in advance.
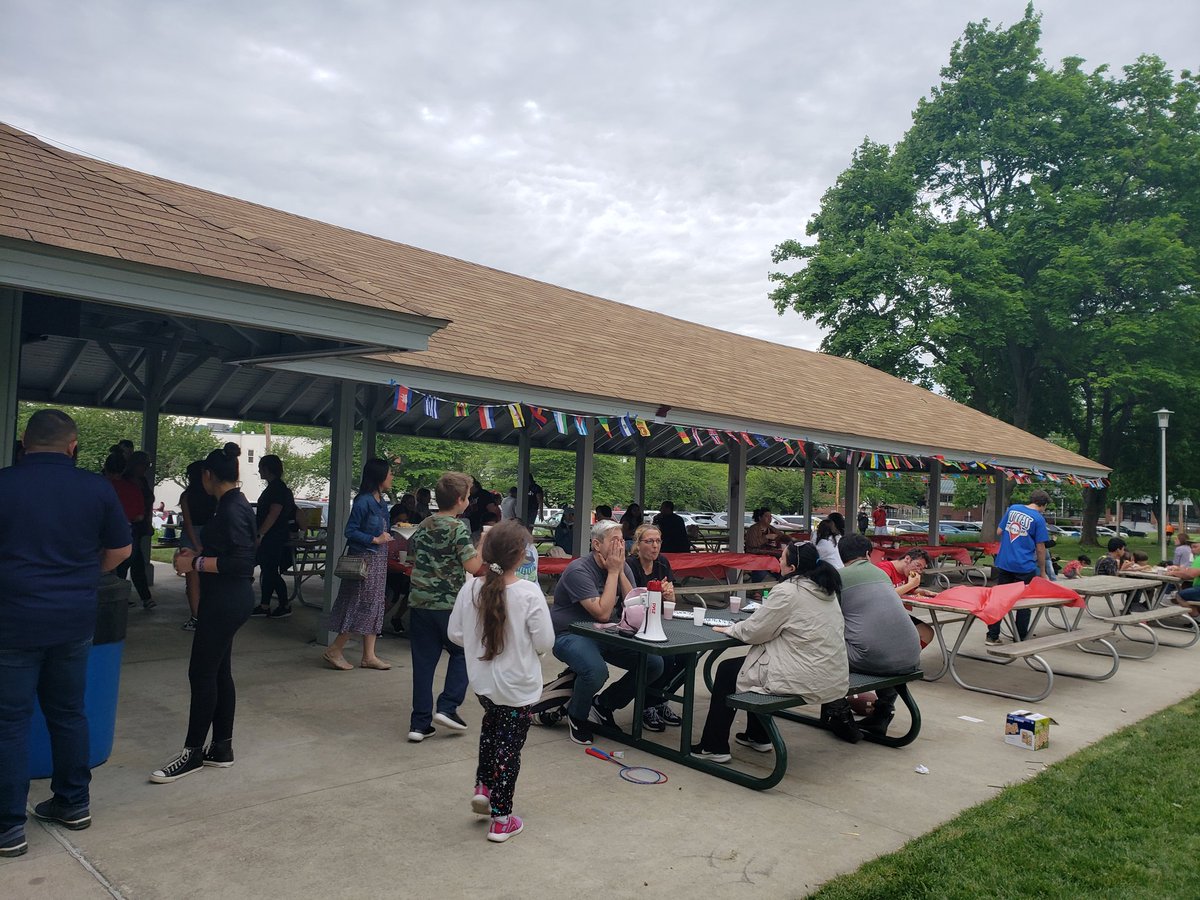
[837,535,922,737]
[551,521,664,745]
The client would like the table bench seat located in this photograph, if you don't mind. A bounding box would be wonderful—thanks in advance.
[985,625,1116,659]
[727,670,923,751]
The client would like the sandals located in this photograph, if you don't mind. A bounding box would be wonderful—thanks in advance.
[360,658,392,670]
[322,651,353,671]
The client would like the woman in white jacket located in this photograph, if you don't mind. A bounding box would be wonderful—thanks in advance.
[449,520,554,843]
[691,542,853,762]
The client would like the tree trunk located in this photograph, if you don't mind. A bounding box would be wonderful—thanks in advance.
[1080,486,1107,547]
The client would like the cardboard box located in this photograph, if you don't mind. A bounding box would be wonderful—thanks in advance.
[1004,709,1052,750]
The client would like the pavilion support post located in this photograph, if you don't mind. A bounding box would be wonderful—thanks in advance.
[982,476,1005,542]
[319,380,357,646]
[0,290,22,468]
[361,386,378,464]
[802,454,814,532]
[572,431,595,558]
[843,456,859,531]
[727,441,747,553]
[633,438,647,509]
[726,440,748,598]
[140,351,163,587]
[516,427,531,521]
[926,460,942,547]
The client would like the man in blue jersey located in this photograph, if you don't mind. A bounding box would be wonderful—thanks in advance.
[985,489,1051,646]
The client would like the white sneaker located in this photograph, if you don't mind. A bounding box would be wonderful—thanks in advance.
[407,726,436,742]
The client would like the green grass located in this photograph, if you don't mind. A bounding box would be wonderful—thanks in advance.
[810,693,1200,899]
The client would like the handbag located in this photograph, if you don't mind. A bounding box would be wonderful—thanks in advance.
[334,551,369,582]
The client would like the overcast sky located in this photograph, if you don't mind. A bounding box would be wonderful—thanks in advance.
[2,1,1197,351]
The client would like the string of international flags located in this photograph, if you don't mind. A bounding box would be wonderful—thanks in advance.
[389,381,1109,489]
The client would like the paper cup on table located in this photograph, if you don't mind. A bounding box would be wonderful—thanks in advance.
[664,600,676,619]
[693,603,706,626]
[729,596,742,614]
[396,550,407,564]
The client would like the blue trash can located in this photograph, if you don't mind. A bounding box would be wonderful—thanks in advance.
[28,574,130,778]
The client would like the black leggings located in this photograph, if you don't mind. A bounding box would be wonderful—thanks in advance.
[117,538,151,602]
[185,579,252,747]
[257,539,290,608]
[699,656,769,753]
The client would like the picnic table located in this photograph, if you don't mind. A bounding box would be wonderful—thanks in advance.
[568,614,921,790]
[539,552,781,580]
[1055,573,1199,651]
[880,545,974,566]
[906,579,1119,702]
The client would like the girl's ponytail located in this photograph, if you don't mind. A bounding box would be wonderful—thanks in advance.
[476,520,532,661]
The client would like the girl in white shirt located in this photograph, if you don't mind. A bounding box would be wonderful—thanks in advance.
[814,515,845,569]
[449,519,554,844]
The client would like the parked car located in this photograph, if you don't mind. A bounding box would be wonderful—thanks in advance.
[710,512,807,533]
[913,522,968,535]
[941,520,983,532]
[886,518,922,533]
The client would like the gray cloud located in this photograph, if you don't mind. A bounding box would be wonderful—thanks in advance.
[2,1,1196,352]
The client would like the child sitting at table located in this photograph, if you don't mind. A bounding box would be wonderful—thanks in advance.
[1095,538,1126,576]
[1124,550,1152,572]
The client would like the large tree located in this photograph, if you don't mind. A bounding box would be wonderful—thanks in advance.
[770,5,1200,543]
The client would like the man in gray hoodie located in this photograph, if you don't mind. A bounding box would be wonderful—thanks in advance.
[837,535,922,737]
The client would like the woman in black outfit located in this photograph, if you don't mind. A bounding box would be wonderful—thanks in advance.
[151,446,257,783]
[251,454,295,618]
[627,524,683,732]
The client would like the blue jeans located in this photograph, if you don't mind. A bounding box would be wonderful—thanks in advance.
[409,608,468,731]
[552,633,664,721]
[987,569,1035,640]
[0,639,92,834]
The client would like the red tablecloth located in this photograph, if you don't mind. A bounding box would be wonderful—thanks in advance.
[537,551,780,579]
[958,541,1001,557]
[931,577,1083,625]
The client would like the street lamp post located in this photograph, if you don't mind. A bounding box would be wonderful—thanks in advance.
[1157,408,1172,563]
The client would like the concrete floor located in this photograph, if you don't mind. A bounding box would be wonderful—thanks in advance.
[4,565,1200,899]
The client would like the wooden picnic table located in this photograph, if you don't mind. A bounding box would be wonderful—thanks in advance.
[1055,573,1199,650]
[905,585,1118,702]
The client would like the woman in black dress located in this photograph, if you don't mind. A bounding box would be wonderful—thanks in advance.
[151,446,257,783]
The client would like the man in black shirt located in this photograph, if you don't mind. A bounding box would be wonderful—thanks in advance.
[653,501,691,554]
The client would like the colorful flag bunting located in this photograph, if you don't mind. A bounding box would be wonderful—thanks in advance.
[675,426,691,444]
[393,385,411,412]
[574,416,588,436]
[530,406,548,426]
[423,395,439,419]
[478,406,495,430]
[739,432,755,447]
[553,411,569,434]
[636,418,651,437]
[454,401,469,417]
[597,417,612,438]
[708,429,723,445]
[508,404,525,428]
[691,428,704,446]
[754,434,770,448]
[618,416,635,438]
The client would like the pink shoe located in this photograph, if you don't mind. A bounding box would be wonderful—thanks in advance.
[487,814,523,843]
[471,783,491,816]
